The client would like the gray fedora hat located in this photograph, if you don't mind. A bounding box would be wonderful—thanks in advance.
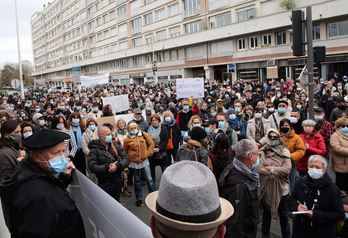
[145,161,233,231]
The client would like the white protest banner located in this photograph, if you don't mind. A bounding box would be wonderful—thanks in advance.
[102,95,129,112]
[176,78,204,98]
[80,73,109,87]
[114,113,134,125]
[68,170,152,238]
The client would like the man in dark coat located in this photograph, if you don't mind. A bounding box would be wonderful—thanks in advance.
[88,126,130,202]
[0,129,86,237]
[219,139,260,238]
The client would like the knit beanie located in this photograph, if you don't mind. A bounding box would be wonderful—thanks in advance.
[191,127,207,142]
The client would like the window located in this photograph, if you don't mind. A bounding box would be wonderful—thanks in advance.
[110,10,116,20]
[133,57,144,67]
[105,46,110,54]
[339,20,348,36]
[156,8,165,21]
[237,8,254,22]
[262,34,272,46]
[157,30,166,41]
[276,31,286,45]
[183,0,200,18]
[144,13,153,25]
[157,53,163,62]
[249,36,257,49]
[112,44,118,52]
[98,48,104,55]
[146,35,154,44]
[210,40,233,57]
[103,14,108,23]
[144,0,152,5]
[96,17,101,26]
[104,30,109,38]
[118,5,126,21]
[119,23,128,38]
[131,18,142,34]
[132,37,142,47]
[111,27,117,36]
[95,2,100,11]
[130,0,140,16]
[170,50,176,60]
[121,59,129,68]
[313,25,320,40]
[119,41,128,50]
[185,20,202,33]
[185,46,203,60]
[328,20,348,37]
[101,0,107,7]
[169,26,181,38]
[97,33,103,41]
[89,21,95,31]
[208,0,229,11]
[169,3,180,17]
[210,12,231,28]
[238,38,245,50]
[91,50,97,57]
[88,6,94,18]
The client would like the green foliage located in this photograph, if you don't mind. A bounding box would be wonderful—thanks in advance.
[280,0,296,10]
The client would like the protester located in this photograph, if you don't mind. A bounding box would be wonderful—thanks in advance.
[269,100,290,129]
[219,139,260,238]
[115,118,128,146]
[133,108,149,132]
[20,121,35,140]
[0,129,86,237]
[88,126,130,202]
[176,96,200,137]
[123,122,156,207]
[146,161,233,238]
[227,108,246,141]
[314,107,334,159]
[288,155,345,238]
[32,112,47,130]
[183,115,202,143]
[161,111,181,166]
[247,106,271,143]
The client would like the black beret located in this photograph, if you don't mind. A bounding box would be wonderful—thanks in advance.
[22,129,70,150]
[191,127,207,142]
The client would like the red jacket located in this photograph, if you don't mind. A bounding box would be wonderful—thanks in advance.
[298,130,326,173]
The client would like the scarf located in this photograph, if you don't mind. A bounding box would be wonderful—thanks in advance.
[161,119,176,127]
[117,128,127,135]
[260,128,290,158]
[70,125,82,149]
[303,173,329,190]
[147,125,161,145]
[233,157,260,188]
[338,129,348,139]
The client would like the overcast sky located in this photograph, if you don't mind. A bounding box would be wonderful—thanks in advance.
[0,0,49,68]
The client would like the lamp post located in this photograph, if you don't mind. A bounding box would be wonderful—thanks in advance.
[14,0,25,98]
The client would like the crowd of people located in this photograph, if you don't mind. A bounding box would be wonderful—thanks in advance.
[0,75,348,237]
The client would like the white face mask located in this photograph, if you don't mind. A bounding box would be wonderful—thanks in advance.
[39,120,45,126]
[23,132,33,139]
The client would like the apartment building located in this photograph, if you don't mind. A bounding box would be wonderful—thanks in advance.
[31,0,348,87]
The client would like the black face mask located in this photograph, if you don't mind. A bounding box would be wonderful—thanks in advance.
[280,127,290,134]
[338,105,346,110]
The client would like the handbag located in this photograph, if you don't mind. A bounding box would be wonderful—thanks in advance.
[153,150,167,162]
[166,128,174,150]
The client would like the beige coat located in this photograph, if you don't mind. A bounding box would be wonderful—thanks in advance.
[330,131,348,173]
[87,111,102,119]
[247,117,271,141]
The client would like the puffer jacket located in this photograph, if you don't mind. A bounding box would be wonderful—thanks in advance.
[88,139,130,184]
[280,129,306,165]
[123,131,155,164]
[330,131,348,173]
[298,131,326,173]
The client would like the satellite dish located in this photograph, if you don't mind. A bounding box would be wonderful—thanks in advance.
[11,79,20,88]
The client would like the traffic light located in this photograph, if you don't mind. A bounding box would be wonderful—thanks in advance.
[291,10,305,56]
[314,46,326,64]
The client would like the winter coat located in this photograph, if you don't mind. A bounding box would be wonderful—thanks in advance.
[330,107,348,126]
[123,131,154,164]
[246,117,271,142]
[88,139,129,183]
[219,163,259,238]
[135,116,149,132]
[176,103,200,131]
[87,110,102,119]
[280,129,306,165]
[220,123,238,151]
[162,119,181,149]
[0,157,86,237]
[330,131,348,173]
[228,118,246,141]
[0,146,20,180]
[148,125,169,152]
[288,174,345,238]
[81,128,99,156]
[298,131,326,173]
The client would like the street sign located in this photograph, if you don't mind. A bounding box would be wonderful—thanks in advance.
[11,79,20,88]
[227,64,234,72]
[72,67,81,83]
[152,61,157,72]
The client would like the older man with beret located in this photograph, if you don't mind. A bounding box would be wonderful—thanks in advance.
[0,129,85,237]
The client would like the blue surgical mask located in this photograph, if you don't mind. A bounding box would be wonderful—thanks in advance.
[308,168,323,180]
[205,127,211,134]
[338,86,342,90]
[40,154,68,173]
[82,108,87,112]
[104,135,112,143]
[341,127,348,133]
[296,105,302,110]
[21,114,26,118]
[165,117,172,122]
[235,108,241,113]
[314,115,323,121]
[229,114,236,120]
[252,155,259,170]
[218,122,225,128]
[278,107,286,113]
[146,98,150,102]
[72,118,80,124]
[193,124,200,127]
[159,109,165,113]
[130,130,138,135]
[76,106,82,110]
[225,94,229,98]
[56,124,64,130]
[183,106,189,110]
[89,125,96,131]
[255,113,262,119]
[277,94,281,98]
[36,108,41,112]
[146,107,151,111]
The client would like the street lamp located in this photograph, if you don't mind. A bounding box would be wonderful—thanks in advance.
[14,0,25,98]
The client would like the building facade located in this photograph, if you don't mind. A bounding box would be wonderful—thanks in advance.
[30,0,348,87]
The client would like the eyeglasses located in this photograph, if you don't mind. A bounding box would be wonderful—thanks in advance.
[278,105,286,108]
[341,125,348,128]
[268,136,280,140]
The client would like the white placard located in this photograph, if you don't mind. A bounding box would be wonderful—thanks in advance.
[102,95,129,112]
[80,73,109,87]
[114,113,135,125]
[68,170,152,238]
[176,78,204,98]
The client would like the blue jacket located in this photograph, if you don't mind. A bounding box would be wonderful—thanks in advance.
[227,118,246,141]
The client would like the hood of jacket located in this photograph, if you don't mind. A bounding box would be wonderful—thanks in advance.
[0,157,61,201]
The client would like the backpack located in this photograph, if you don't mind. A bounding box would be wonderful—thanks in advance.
[177,144,213,170]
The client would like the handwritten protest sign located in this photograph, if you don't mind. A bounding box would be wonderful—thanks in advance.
[102,94,129,112]
[176,78,204,98]
[80,73,109,87]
